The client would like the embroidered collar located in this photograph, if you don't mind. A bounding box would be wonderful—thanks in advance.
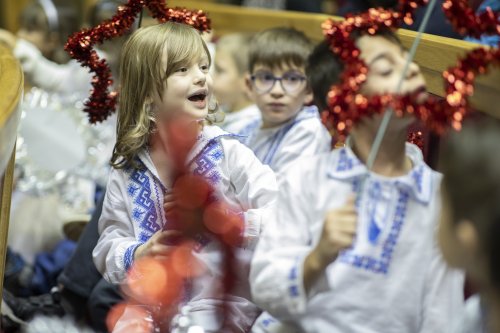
[137,125,237,185]
[186,125,238,164]
[239,105,320,141]
[327,142,434,205]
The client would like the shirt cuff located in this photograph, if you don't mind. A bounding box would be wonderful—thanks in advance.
[285,255,331,316]
[123,243,141,272]
[242,209,262,249]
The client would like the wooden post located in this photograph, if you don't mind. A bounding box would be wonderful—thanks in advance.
[0,149,16,301]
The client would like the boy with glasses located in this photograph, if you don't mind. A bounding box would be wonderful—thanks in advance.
[237,27,331,174]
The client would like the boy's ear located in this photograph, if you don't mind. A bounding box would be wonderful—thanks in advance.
[304,87,314,105]
[245,73,254,92]
[456,220,480,255]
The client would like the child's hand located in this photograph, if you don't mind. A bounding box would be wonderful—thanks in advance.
[163,191,208,236]
[134,230,182,261]
[163,192,177,221]
[314,196,358,267]
[304,196,357,293]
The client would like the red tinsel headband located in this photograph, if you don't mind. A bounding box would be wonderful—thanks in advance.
[65,0,211,124]
[322,0,499,142]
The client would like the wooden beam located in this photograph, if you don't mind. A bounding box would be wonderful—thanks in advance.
[0,148,16,302]
[0,45,22,304]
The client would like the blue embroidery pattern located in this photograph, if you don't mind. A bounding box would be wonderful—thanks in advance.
[336,148,361,172]
[124,136,227,270]
[243,107,319,168]
[411,165,424,194]
[124,243,141,271]
[127,166,162,243]
[287,257,302,299]
[261,315,278,328]
[339,189,410,275]
[191,139,225,185]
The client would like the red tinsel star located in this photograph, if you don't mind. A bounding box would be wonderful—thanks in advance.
[64,0,211,124]
[322,0,499,143]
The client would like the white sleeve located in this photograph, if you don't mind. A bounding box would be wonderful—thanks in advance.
[14,39,92,93]
[92,168,141,284]
[250,164,320,319]
[224,139,278,249]
[419,240,465,332]
[272,120,331,175]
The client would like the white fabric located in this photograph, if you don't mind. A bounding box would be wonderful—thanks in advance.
[451,295,486,333]
[221,104,260,134]
[94,125,277,332]
[250,143,465,333]
[237,105,331,175]
[14,39,93,93]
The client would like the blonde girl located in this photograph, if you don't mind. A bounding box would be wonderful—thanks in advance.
[93,22,277,333]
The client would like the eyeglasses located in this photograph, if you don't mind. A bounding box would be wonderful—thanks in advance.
[250,71,307,94]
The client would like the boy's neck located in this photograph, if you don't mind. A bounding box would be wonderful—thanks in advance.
[350,125,412,177]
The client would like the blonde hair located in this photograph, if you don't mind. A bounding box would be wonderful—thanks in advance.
[215,33,253,74]
[111,22,211,170]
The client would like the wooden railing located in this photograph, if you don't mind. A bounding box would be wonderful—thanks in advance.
[0,44,23,300]
[162,1,499,117]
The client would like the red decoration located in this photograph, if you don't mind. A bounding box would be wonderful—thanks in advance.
[64,0,211,123]
[322,1,442,142]
[442,47,500,131]
[407,130,424,151]
[442,0,499,38]
[322,0,499,142]
[441,0,500,128]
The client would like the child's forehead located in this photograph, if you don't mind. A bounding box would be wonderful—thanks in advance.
[253,62,305,73]
[160,47,210,68]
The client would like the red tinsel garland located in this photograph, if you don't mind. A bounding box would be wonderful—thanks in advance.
[64,0,210,123]
[322,0,499,142]
[442,0,499,126]
[442,0,499,38]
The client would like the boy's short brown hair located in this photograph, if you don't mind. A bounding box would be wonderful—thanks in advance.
[248,27,313,73]
[216,33,254,74]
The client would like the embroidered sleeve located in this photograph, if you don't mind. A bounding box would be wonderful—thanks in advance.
[225,139,278,249]
[250,164,319,319]
[15,39,91,93]
[93,169,143,284]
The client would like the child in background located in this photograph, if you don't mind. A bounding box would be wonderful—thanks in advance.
[0,0,127,93]
[250,34,464,332]
[213,33,260,133]
[92,22,277,332]
[439,115,500,333]
[237,27,331,174]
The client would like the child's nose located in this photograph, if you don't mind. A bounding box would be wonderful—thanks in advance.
[193,69,207,86]
[269,79,285,97]
[405,61,419,80]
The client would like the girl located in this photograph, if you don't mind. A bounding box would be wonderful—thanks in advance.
[92,22,277,332]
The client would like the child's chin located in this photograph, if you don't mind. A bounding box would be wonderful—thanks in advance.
[184,108,208,120]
